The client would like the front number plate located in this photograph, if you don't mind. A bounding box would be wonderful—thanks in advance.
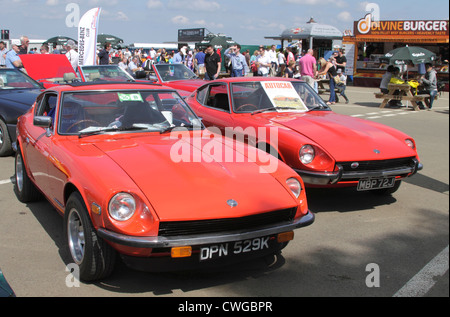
[199,237,270,261]
[357,177,395,191]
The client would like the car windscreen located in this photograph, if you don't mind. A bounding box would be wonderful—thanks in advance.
[0,69,42,90]
[79,65,135,82]
[57,89,203,136]
[231,81,330,113]
[154,64,197,82]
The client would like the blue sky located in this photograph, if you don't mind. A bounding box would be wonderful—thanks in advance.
[1,0,448,45]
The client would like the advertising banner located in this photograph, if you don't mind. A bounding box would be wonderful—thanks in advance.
[78,7,102,66]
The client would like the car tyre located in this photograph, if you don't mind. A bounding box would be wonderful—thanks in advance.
[372,180,402,195]
[0,120,13,157]
[14,150,41,203]
[65,192,116,282]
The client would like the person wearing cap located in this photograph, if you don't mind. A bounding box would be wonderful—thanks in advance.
[5,44,24,70]
[65,40,79,71]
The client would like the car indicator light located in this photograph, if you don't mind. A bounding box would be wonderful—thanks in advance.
[277,231,294,243]
[171,246,192,258]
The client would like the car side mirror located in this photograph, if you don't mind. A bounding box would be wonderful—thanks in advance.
[34,116,52,128]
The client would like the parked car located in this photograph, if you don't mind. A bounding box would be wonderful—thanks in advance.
[0,268,15,297]
[185,78,423,194]
[148,63,204,96]
[0,68,43,156]
[14,82,314,281]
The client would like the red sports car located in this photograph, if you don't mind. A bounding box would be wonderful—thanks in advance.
[185,78,423,194]
[14,82,313,281]
[148,63,204,96]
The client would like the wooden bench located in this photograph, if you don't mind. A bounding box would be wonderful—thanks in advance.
[375,83,430,111]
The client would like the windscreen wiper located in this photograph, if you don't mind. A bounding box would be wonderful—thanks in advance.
[78,126,150,138]
[251,107,298,115]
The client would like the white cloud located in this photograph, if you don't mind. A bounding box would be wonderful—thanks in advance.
[284,0,346,7]
[168,0,220,12]
[337,11,353,22]
[45,0,58,5]
[147,0,163,9]
[171,15,190,25]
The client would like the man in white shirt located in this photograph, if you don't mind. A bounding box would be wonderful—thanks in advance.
[257,49,271,77]
[65,40,79,72]
[267,45,278,76]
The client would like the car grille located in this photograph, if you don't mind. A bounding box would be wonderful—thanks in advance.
[158,208,297,237]
[338,157,416,172]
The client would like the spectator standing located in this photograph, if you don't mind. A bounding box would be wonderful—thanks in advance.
[40,44,50,54]
[0,41,8,67]
[118,57,128,72]
[204,45,221,80]
[250,50,260,76]
[420,63,438,110]
[5,44,24,70]
[284,60,296,78]
[97,42,112,65]
[65,40,79,72]
[277,49,286,76]
[317,57,338,105]
[18,36,29,55]
[267,45,278,76]
[335,49,347,82]
[224,44,249,77]
[257,49,271,77]
[195,48,206,75]
[298,49,317,89]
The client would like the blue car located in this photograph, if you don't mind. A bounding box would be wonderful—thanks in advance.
[0,68,43,156]
[0,268,15,297]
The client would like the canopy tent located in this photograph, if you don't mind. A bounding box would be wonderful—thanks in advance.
[265,18,343,50]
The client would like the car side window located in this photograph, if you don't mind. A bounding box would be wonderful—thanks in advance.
[205,84,230,112]
[36,93,58,118]
[196,86,207,105]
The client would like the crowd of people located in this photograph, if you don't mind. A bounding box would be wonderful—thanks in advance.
[1,35,353,105]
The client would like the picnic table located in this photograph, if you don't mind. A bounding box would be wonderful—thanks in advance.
[374,83,430,111]
[317,78,340,103]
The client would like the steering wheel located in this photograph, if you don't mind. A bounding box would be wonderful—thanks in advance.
[66,120,101,133]
[236,103,258,112]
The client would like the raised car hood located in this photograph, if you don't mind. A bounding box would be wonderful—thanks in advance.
[267,111,417,162]
[20,54,76,81]
[93,134,297,221]
[161,80,204,95]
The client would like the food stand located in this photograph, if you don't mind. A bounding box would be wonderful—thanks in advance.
[343,18,449,88]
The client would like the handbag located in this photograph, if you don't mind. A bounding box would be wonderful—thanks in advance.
[333,75,342,85]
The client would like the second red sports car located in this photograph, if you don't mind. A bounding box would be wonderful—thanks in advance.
[185,77,423,194]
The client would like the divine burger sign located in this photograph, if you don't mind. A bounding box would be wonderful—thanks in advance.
[354,14,449,38]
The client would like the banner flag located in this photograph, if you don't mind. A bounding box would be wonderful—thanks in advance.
[78,7,101,66]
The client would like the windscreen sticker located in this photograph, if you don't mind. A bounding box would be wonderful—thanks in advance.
[262,81,308,112]
[118,92,144,102]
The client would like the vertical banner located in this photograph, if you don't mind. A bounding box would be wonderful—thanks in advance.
[78,7,101,66]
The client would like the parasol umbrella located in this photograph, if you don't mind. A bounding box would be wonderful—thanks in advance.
[380,46,436,66]
[44,36,78,47]
[97,34,124,48]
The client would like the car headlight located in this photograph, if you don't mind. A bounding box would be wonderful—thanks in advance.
[299,145,315,165]
[286,178,301,198]
[109,193,136,221]
[405,139,415,150]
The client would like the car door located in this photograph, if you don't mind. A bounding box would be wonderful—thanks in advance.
[193,83,234,135]
[22,92,58,195]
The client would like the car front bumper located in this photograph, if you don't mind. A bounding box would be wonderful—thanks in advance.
[296,158,423,186]
[97,210,315,249]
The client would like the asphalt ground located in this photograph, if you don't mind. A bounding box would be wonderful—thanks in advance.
[0,86,448,298]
